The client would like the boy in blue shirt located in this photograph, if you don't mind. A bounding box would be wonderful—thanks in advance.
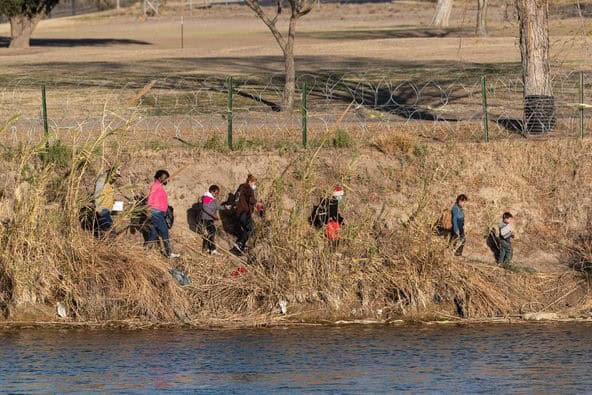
[451,194,468,256]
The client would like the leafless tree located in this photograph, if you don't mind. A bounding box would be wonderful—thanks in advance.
[0,0,59,49]
[245,0,314,111]
[431,0,454,28]
[516,0,551,97]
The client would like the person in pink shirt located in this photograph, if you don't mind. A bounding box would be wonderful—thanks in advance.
[146,169,179,258]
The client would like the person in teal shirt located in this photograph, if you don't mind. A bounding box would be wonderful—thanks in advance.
[451,194,468,256]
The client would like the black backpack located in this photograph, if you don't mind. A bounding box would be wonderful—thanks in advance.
[309,198,343,229]
[165,205,174,229]
[222,188,241,211]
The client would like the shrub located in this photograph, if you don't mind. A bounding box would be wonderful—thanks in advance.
[40,140,72,168]
[333,128,353,148]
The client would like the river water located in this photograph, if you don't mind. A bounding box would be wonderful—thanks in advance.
[1,323,591,393]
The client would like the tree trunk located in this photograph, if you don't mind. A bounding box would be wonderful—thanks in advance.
[517,0,551,97]
[9,15,41,49]
[476,0,488,36]
[432,0,454,28]
[282,15,297,111]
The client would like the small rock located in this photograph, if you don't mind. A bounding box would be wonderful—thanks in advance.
[56,302,67,319]
[523,312,559,321]
[278,300,288,315]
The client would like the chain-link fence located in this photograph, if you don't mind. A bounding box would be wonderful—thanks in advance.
[0,71,590,148]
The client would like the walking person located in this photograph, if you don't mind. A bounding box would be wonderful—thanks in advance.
[309,186,346,250]
[497,212,515,266]
[200,185,229,255]
[451,194,468,256]
[146,170,180,258]
[232,174,258,256]
[94,166,121,236]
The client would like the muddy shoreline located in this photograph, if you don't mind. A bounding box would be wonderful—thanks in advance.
[2,314,592,331]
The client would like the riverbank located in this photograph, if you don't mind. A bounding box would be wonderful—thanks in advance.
[1,132,592,326]
[4,314,592,331]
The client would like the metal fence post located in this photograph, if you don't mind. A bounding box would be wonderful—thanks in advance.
[41,84,49,136]
[580,71,585,140]
[181,16,184,49]
[302,81,308,148]
[481,75,489,143]
[227,77,233,150]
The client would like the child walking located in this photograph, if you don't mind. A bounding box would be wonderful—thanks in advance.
[200,185,228,255]
[497,212,514,266]
[451,194,468,256]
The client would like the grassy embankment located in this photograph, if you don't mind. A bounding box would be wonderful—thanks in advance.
[1,1,591,326]
[1,117,592,326]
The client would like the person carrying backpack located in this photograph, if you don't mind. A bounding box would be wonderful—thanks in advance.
[93,166,121,236]
[309,186,345,249]
[497,212,515,266]
[200,185,230,255]
[232,174,258,256]
[451,194,468,256]
[146,169,180,258]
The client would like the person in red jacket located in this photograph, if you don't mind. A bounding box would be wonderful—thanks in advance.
[232,174,258,256]
[146,169,180,258]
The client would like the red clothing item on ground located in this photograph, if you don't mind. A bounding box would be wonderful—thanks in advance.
[147,180,168,212]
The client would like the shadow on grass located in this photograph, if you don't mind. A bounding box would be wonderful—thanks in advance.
[6,56,522,123]
[302,27,466,41]
[495,116,524,134]
[0,37,151,48]
[555,2,592,18]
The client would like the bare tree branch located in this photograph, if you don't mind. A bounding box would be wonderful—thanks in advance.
[245,0,315,110]
[244,0,286,51]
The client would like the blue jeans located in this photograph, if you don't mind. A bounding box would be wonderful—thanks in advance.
[237,212,254,249]
[147,209,171,257]
[498,239,513,265]
[97,208,113,231]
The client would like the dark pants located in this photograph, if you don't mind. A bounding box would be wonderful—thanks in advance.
[498,239,513,265]
[97,208,113,231]
[146,209,171,257]
[451,232,465,256]
[237,212,254,250]
[201,220,217,252]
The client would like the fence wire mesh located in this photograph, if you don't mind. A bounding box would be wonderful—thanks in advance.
[0,71,590,148]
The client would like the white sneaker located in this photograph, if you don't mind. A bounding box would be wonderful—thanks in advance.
[233,244,243,253]
[210,250,221,256]
[169,253,181,259]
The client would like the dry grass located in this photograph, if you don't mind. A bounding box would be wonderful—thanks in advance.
[0,108,591,325]
[0,130,189,322]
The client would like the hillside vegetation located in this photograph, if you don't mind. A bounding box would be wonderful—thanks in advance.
[1,129,591,325]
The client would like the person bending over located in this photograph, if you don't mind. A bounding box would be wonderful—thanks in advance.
[94,166,121,236]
